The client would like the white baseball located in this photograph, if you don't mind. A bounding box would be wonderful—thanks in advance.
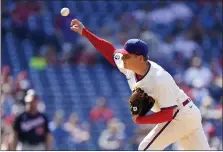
[60,8,70,16]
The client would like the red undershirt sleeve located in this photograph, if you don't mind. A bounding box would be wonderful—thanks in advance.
[82,28,116,66]
[135,108,175,124]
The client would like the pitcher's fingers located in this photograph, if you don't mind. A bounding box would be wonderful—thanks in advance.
[70,26,78,31]
[71,25,78,29]
[73,25,78,28]
[70,19,79,26]
[70,20,74,26]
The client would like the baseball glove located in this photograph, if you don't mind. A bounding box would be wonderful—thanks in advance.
[129,88,155,116]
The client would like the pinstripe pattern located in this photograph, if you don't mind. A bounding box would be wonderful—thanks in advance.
[143,110,179,151]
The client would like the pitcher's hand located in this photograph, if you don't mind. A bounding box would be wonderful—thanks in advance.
[70,19,85,35]
[132,115,139,123]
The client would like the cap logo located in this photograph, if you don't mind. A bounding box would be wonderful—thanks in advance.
[133,107,138,111]
[114,54,120,60]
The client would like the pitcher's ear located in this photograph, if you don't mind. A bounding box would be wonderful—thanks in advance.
[137,55,145,62]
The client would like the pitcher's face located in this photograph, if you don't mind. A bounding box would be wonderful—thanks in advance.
[122,54,144,71]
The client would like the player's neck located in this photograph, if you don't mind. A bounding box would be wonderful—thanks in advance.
[27,109,38,115]
[135,61,150,76]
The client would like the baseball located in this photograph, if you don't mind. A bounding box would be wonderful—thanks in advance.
[60,7,70,16]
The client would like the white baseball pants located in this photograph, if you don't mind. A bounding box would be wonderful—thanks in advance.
[138,101,210,150]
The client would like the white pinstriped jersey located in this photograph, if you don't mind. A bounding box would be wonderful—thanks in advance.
[113,52,188,112]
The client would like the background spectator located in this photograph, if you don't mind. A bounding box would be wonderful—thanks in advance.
[90,97,113,124]
[98,118,125,151]
[49,110,69,150]
[64,112,90,150]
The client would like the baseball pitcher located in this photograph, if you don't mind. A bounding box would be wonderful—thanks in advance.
[70,19,210,150]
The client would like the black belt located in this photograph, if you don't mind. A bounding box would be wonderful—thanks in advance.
[182,98,191,106]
